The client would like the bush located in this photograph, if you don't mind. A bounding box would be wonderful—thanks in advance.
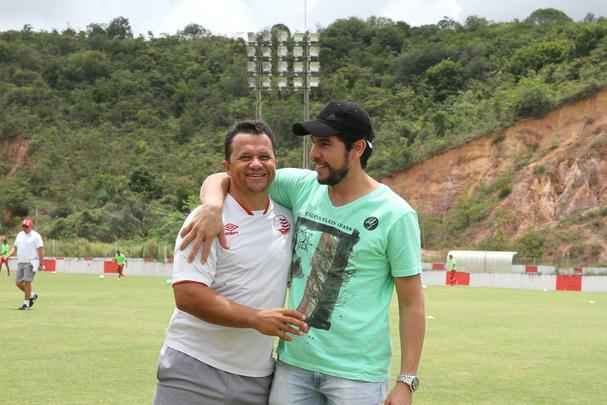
[498,186,512,199]
[448,197,493,233]
[514,84,553,119]
[144,239,159,260]
[515,231,545,259]
[533,165,546,176]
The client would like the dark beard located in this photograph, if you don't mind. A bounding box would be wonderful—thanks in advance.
[317,163,349,186]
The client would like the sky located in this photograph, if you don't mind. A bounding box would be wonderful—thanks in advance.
[1,0,606,37]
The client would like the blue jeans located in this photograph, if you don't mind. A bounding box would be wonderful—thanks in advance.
[269,361,388,405]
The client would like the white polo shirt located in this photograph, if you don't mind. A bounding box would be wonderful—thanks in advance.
[163,194,293,377]
[14,230,44,269]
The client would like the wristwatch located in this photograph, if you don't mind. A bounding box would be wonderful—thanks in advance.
[396,374,420,392]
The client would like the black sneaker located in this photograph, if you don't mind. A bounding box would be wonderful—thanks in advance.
[18,304,29,310]
[29,293,39,308]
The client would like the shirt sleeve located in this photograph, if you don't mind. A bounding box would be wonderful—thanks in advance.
[171,212,220,288]
[269,168,315,210]
[387,210,422,278]
[35,234,44,248]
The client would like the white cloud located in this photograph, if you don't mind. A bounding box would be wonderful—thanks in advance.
[1,0,607,36]
[381,0,463,26]
[157,0,249,35]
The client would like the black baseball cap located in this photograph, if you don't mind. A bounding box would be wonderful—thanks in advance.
[293,101,374,145]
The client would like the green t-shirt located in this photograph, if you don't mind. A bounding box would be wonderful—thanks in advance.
[269,168,422,382]
[447,257,457,271]
[115,254,126,265]
[1,243,9,256]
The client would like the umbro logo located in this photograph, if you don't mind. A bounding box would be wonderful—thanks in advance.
[224,223,239,236]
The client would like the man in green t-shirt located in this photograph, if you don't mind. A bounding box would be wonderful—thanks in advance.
[0,237,10,276]
[446,254,457,285]
[114,250,127,278]
[182,101,426,405]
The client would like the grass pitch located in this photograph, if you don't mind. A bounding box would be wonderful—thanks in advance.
[1,272,606,405]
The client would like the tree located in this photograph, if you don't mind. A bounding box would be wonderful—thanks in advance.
[509,40,572,76]
[525,8,573,26]
[437,17,461,31]
[574,23,607,57]
[394,46,452,84]
[128,167,160,197]
[106,17,133,39]
[180,24,209,39]
[464,16,489,31]
[61,50,111,84]
[424,58,465,101]
[86,23,107,37]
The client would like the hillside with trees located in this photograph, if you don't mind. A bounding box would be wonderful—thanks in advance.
[1,9,606,261]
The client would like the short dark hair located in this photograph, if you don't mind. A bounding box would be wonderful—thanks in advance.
[335,134,373,169]
[224,120,275,160]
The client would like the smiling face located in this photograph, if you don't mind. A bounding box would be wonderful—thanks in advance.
[224,133,276,194]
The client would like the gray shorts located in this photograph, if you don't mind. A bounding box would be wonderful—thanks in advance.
[153,346,273,405]
[16,263,35,283]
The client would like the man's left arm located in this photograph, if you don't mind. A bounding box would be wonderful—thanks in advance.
[37,246,44,271]
[385,275,426,405]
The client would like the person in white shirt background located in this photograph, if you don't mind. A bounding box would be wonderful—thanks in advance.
[9,218,44,310]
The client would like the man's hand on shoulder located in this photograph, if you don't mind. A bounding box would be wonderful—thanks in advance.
[251,309,309,341]
[179,203,228,263]
[384,383,413,405]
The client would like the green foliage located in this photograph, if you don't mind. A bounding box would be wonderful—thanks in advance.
[510,40,572,76]
[424,58,465,101]
[477,232,511,251]
[1,12,607,246]
[448,197,493,233]
[533,165,546,176]
[128,167,160,197]
[0,177,32,223]
[512,77,554,118]
[515,231,546,259]
[524,8,573,26]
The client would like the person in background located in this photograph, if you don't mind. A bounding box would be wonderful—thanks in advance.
[9,218,44,310]
[115,250,127,278]
[446,254,457,286]
[0,237,11,276]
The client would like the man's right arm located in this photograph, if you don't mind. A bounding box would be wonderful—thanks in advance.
[173,282,307,340]
[179,173,231,262]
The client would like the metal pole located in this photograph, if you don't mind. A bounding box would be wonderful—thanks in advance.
[302,33,310,169]
[256,42,262,120]
[302,1,310,169]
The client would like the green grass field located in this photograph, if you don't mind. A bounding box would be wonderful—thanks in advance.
[1,273,606,405]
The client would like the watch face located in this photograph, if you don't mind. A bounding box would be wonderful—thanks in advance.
[398,375,419,392]
[410,376,419,391]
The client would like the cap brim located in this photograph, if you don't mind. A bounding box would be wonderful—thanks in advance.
[293,120,339,137]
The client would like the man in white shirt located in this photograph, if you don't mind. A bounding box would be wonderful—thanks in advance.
[9,218,44,310]
[153,121,308,405]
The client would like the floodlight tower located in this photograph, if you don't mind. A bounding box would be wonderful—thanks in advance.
[246,27,320,168]
[247,32,272,120]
